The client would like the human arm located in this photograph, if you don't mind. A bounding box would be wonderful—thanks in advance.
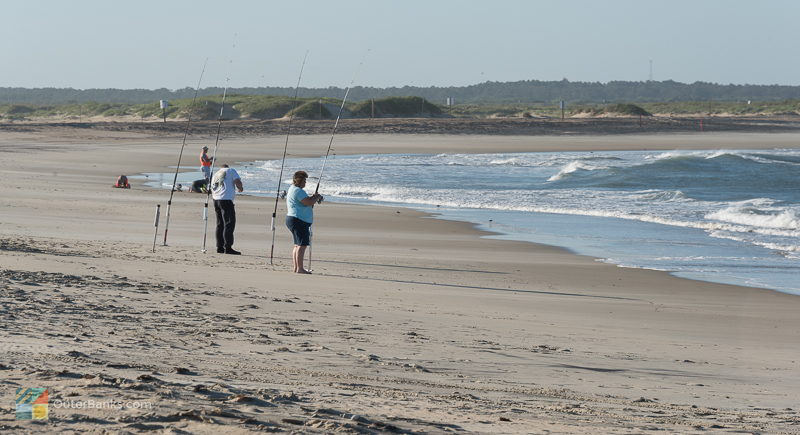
[299,193,322,206]
[234,178,243,192]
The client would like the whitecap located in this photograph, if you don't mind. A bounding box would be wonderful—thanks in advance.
[632,190,689,202]
[547,161,598,182]
[706,203,800,230]
[489,158,523,166]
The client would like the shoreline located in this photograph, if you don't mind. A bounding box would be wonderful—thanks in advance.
[2,129,799,433]
[141,132,800,296]
[145,174,800,298]
[424,206,800,296]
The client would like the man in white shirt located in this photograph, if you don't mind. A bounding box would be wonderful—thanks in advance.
[211,164,244,254]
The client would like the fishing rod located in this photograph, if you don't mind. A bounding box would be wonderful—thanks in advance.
[160,59,208,247]
[269,51,309,265]
[152,204,161,253]
[309,51,368,269]
[201,77,232,253]
[313,81,351,197]
[314,50,368,196]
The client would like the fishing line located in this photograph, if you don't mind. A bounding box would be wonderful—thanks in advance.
[160,58,208,247]
[201,78,232,253]
[309,50,369,269]
[202,38,237,253]
[269,51,309,265]
[314,49,369,196]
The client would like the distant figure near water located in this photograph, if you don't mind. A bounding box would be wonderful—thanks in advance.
[113,175,130,188]
[285,170,323,274]
[200,146,213,179]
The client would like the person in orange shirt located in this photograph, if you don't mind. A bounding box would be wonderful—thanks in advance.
[113,175,130,188]
[200,146,213,179]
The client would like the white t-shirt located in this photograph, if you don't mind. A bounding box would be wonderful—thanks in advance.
[211,167,240,200]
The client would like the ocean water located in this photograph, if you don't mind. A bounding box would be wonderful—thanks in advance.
[149,148,800,295]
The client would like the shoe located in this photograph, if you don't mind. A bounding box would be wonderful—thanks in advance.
[224,249,241,255]
[217,248,224,253]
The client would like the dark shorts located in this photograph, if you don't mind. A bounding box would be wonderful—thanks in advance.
[286,216,311,246]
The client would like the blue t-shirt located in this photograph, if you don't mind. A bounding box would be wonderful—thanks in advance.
[287,185,313,223]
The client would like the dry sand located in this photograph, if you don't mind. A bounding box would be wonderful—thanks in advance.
[1,126,799,434]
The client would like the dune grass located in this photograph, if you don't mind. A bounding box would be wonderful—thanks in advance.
[2,97,799,121]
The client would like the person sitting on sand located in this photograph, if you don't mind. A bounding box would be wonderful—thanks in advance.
[114,175,130,188]
[189,178,209,193]
[285,170,323,274]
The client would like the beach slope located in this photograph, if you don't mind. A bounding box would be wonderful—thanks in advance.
[1,127,799,433]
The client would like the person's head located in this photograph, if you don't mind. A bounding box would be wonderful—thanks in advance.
[293,170,308,187]
[202,146,208,151]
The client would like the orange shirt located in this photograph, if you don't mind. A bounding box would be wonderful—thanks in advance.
[201,151,212,167]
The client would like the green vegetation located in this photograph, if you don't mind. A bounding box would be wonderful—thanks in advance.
[227,95,296,119]
[449,100,800,118]
[2,97,799,121]
[7,80,800,105]
[603,103,651,116]
[0,102,146,120]
[446,103,560,118]
[139,95,339,120]
[351,96,443,117]
[639,100,800,115]
[570,103,651,117]
[6,104,36,114]
[287,100,333,119]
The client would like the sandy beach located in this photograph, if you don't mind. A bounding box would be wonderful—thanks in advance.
[1,125,800,433]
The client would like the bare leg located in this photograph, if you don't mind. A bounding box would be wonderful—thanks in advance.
[292,246,300,272]
[294,245,311,274]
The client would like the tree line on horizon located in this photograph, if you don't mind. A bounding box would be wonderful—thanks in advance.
[3,79,800,106]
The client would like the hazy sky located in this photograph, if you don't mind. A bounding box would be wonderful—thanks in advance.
[4,0,799,90]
